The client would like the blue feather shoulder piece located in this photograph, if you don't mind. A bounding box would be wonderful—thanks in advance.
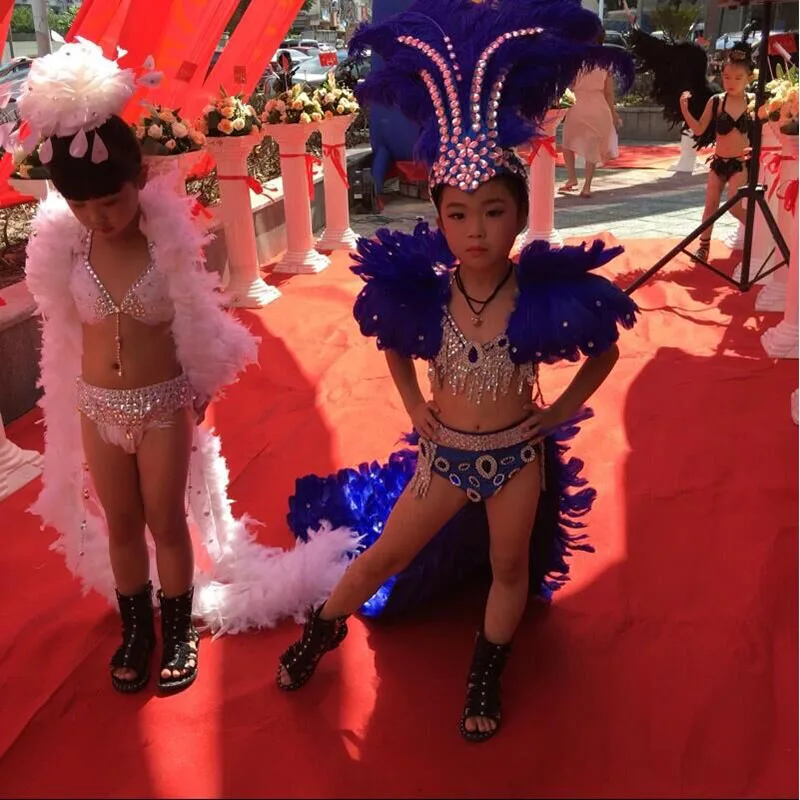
[351,221,455,360]
[507,240,639,364]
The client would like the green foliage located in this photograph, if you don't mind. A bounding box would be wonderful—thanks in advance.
[650,1,700,43]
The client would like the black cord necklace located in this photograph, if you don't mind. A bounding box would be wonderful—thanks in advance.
[455,262,514,327]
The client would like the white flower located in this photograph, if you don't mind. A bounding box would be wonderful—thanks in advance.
[171,121,189,139]
[300,112,312,123]
[147,123,163,140]
[232,117,245,130]
[165,139,176,150]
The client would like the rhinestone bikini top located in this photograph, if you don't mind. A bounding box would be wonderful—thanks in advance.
[428,308,537,404]
[69,232,172,327]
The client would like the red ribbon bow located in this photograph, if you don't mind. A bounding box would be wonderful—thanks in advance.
[191,200,213,220]
[778,179,798,217]
[321,142,350,188]
[218,174,265,195]
[283,152,323,196]
[527,136,558,164]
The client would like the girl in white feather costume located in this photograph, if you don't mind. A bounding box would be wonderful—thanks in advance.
[19,40,359,696]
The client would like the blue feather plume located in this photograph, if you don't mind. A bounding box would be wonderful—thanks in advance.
[349,0,635,170]
[507,240,639,365]
[351,220,454,359]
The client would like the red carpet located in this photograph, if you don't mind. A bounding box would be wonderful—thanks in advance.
[555,143,715,171]
[0,237,797,798]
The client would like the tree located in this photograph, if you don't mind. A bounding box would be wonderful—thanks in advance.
[11,7,34,34]
[226,0,315,35]
[650,0,701,43]
[48,5,80,36]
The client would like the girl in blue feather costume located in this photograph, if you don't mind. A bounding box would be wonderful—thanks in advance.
[277,0,638,743]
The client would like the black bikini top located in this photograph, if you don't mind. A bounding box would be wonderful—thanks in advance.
[716,92,752,137]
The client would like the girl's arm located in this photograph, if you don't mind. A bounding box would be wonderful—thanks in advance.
[523,344,620,439]
[603,72,622,128]
[385,350,439,438]
[681,93,715,136]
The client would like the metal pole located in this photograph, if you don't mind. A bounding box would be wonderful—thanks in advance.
[31,0,52,57]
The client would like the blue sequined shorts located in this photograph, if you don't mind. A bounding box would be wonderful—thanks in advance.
[409,419,541,503]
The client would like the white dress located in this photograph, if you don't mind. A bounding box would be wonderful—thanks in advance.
[562,68,618,165]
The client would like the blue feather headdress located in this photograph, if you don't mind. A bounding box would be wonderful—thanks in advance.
[350,0,634,192]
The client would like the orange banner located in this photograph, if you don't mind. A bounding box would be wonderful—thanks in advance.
[196,0,305,119]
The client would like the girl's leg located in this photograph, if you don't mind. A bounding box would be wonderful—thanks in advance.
[136,407,196,683]
[463,459,542,736]
[278,473,468,687]
[80,416,150,685]
[726,167,749,224]
[580,161,597,197]
[694,171,725,260]
[560,149,578,190]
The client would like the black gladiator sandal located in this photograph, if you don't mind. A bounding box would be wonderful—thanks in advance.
[692,237,711,263]
[110,581,156,694]
[460,630,512,743]
[276,604,349,691]
[157,586,200,694]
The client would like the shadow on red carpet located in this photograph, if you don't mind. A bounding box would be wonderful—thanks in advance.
[0,236,796,798]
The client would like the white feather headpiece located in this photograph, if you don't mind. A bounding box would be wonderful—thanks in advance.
[14,38,162,164]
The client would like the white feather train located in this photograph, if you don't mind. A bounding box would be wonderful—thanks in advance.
[24,174,361,635]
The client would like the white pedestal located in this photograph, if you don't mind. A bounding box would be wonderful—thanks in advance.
[724,222,745,251]
[0,411,43,502]
[516,108,566,250]
[670,129,698,173]
[316,115,358,254]
[761,136,798,360]
[142,150,204,195]
[755,128,794,309]
[749,123,783,287]
[206,135,280,308]
[265,123,331,274]
[7,177,52,201]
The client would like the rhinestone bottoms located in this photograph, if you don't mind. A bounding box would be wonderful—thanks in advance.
[77,374,194,454]
[409,419,540,503]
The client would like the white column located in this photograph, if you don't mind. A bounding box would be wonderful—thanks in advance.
[760,137,798,359]
[206,135,281,308]
[669,129,698,173]
[267,123,331,274]
[517,108,566,250]
[0,411,43,502]
[755,125,793,309]
[316,114,358,253]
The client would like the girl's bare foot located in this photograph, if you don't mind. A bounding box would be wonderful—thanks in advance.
[558,181,578,192]
[579,188,593,199]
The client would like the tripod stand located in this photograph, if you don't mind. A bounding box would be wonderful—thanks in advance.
[624,1,791,296]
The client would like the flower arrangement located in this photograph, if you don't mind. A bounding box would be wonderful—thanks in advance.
[262,82,324,125]
[553,88,576,110]
[8,141,49,179]
[758,63,799,130]
[201,89,262,137]
[133,104,206,155]
[311,74,360,118]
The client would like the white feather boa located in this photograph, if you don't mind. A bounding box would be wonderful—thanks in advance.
[25,176,360,636]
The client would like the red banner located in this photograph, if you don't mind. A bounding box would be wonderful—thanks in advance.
[196,0,306,119]
[0,1,14,51]
[147,0,241,113]
[66,0,134,57]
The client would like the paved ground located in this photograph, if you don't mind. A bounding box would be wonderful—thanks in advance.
[349,147,739,244]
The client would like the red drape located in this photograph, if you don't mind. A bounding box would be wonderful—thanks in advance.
[0,0,14,53]
[193,0,305,119]
[147,0,241,113]
[66,0,134,57]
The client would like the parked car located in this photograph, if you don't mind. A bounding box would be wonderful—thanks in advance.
[334,53,372,92]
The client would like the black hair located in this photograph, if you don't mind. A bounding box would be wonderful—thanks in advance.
[47,114,142,201]
[725,41,755,73]
[432,170,529,218]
